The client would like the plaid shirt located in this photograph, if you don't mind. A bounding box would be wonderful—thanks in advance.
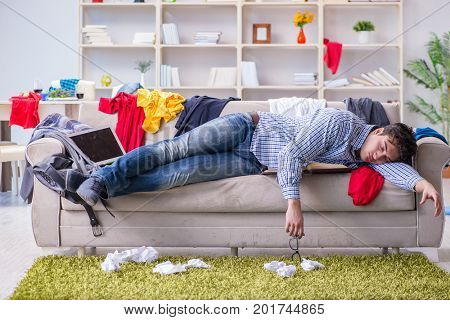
[250,109,423,199]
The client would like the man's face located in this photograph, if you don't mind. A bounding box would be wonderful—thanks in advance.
[360,128,400,164]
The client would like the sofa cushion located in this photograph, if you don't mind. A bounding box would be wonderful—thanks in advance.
[62,173,415,213]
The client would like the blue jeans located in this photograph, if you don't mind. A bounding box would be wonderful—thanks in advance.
[92,112,265,197]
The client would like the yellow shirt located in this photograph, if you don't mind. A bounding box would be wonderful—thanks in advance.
[136,89,185,133]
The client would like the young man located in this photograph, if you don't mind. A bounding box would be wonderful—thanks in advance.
[77,108,443,238]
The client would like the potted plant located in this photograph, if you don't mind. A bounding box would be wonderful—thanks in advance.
[353,20,375,44]
[293,10,315,44]
[404,31,449,141]
[134,60,153,87]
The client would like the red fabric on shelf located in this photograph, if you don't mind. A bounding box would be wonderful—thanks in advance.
[323,38,342,75]
[9,92,41,129]
[348,166,385,206]
[99,92,145,152]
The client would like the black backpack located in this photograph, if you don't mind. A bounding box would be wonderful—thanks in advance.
[32,153,114,237]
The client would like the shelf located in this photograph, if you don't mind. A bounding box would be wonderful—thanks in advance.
[79,0,403,102]
[81,3,155,7]
[242,2,318,7]
[81,44,155,48]
[160,86,237,90]
[341,43,400,49]
[161,44,237,48]
[324,86,400,90]
[243,86,319,90]
[243,44,319,49]
[323,2,400,7]
[162,2,238,7]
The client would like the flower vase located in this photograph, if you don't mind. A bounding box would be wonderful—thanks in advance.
[358,31,370,44]
[297,28,306,44]
[140,73,146,88]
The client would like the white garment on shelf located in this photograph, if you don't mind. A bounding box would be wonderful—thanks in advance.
[268,97,326,117]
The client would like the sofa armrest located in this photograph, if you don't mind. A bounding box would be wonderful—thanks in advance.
[26,137,65,166]
[26,138,65,247]
[415,137,450,247]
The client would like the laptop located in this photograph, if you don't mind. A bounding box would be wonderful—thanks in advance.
[68,127,125,166]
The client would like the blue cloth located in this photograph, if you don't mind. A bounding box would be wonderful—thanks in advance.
[117,82,142,95]
[174,96,240,137]
[250,109,423,199]
[60,79,79,91]
[414,127,448,144]
[92,113,265,197]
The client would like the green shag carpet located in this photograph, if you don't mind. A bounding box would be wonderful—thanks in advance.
[10,253,450,300]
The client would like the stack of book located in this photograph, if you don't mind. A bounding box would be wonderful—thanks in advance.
[241,61,259,86]
[324,78,349,88]
[161,24,180,45]
[352,68,400,87]
[82,25,113,45]
[194,32,222,45]
[208,67,237,87]
[294,72,317,86]
[133,32,155,45]
[160,65,181,87]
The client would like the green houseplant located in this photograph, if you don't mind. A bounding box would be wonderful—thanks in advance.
[353,20,375,44]
[134,60,153,87]
[404,32,449,141]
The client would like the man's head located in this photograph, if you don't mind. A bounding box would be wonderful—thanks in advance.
[359,123,417,165]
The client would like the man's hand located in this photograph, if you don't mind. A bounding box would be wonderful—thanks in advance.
[415,179,443,217]
[285,199,305,237]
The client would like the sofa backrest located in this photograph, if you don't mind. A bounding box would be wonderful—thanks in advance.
[78,100,400,146]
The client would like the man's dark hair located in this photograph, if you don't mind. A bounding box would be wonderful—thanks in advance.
[381,123,417,165]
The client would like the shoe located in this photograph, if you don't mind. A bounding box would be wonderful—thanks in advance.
[66,170,89,193]
[76,176,106,207]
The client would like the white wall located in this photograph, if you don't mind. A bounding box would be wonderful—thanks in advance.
[0,0,448,139]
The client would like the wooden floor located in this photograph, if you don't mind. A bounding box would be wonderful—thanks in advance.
[1,180,449,299]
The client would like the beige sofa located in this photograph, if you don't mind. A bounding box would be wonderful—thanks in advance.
[26,101,450,256]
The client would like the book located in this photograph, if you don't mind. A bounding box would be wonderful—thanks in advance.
[208,68,217,87]
[324,78,349,88]
[213,67,236,87]
[360,73,379,86]
[241,61,259,86]
[367,72,385,86]
[161,65,165,86]
[379,67,400,85]
[373,70,393,86]
[82,28,106,33]
[84,25,107,29]
[167,65,172,87]
[171,67,181,87]
[352,76,373,86]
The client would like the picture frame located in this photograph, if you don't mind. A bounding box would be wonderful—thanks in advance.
[252,24,271,44]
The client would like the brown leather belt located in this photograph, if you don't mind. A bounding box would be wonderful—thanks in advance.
[250,112,259,126]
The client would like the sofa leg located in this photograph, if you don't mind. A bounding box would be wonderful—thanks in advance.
[381,247,389,255]
[230,247,238,257]
[392,247,400,254]
[77,247,86,258]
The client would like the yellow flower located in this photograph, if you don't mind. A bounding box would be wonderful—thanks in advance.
[293,10,314,27]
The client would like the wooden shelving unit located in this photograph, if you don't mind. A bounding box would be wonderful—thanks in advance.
[79,0,403,118]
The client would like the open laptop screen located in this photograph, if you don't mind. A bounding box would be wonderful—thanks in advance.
[69,127,125,165]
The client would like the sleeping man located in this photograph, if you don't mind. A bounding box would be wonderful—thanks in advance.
[76,108,443,238]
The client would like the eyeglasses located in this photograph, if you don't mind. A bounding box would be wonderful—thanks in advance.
[289,236,302,262]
